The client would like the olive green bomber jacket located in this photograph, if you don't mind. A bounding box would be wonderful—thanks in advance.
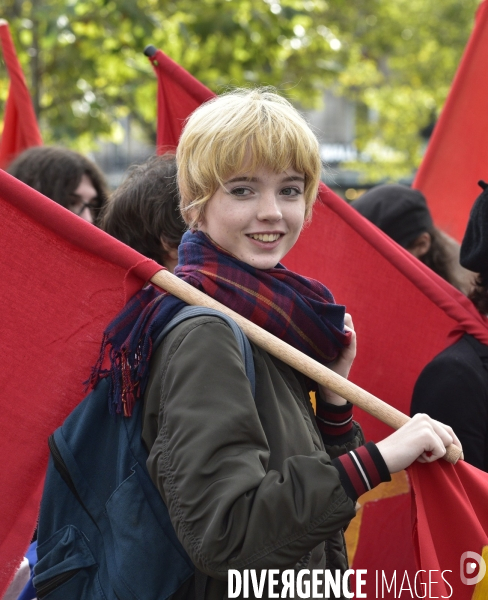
[142,315,365,599]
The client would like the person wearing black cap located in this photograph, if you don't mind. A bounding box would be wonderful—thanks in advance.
[410,181,488,471]
[460,181,488,312]
[352,184,475,294]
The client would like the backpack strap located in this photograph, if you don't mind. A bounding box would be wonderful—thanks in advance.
[154,305,256,398]
[155,306,255,600]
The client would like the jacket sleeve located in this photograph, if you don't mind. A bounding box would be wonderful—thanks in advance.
[145,319,357,579]
[323,422,364,460]
[314,394,365,460]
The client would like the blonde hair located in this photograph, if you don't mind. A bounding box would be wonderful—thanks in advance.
[176,88,322,227]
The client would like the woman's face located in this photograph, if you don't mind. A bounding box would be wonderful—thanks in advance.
[68,174,99,224]
[198,166,306,269]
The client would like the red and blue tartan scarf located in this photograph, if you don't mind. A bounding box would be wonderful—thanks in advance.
[90,230,351,416]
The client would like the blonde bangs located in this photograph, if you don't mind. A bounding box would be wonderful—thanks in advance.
[177,89,322,227]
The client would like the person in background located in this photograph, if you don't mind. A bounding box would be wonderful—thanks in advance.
[100,154,185,273]
[7,146,108,225]
[352,184,475,294]
[411,181,488,471]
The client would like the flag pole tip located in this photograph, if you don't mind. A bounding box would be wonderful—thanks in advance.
[143,45,157,57]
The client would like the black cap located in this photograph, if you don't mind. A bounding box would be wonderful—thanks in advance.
[351,184,433,248]
[460,180,488,272]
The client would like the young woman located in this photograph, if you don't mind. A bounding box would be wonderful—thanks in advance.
[7,146,108,225]
[97,89,460,599]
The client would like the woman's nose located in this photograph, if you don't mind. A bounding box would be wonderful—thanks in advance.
[257,192,282,221]
[79,205,94,224]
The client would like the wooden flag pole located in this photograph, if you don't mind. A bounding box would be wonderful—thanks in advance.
[151,269,462,464]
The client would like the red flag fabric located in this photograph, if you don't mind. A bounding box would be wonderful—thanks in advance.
[413,1,488,242]
[0,168,161,596]
[0,20,43,169]
[147,49,215,152]
[410,460,488,599]
[351,491,417,597]
[350,462,488,598]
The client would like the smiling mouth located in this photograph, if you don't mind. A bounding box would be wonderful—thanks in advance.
[248,233,281,242]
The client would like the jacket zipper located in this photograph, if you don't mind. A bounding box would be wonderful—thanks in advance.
[36,568,81,598]
[48,435,97,525]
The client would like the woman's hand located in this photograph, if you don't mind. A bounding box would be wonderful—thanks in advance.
[376,413,463,473]
[318,313,356,406]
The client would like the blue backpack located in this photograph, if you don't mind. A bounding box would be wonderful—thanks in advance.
[33,307,255,600]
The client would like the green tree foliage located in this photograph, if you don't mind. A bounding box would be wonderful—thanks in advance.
[329,0,482,179]
[0,0,482,177]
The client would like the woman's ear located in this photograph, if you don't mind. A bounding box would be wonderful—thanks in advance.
[407,232,432,258]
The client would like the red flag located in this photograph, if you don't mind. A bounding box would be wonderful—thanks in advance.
[410,460,488,599]
[413,1,488,242]
[351,462,488,598]
[0,20,43,169]
[0,169,161,596]
[146,48,215,152]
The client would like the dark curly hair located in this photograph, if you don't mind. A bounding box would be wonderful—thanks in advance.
[100,154,186,266]
[7,146,109,223]
[416,227,452,284]
[468,271,488,315]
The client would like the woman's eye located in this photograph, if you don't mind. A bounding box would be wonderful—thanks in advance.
[281,187,301,197]
[230,187,252,197]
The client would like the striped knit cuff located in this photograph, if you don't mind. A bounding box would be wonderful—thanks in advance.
[332,442,391,502]
[316,400,354,443]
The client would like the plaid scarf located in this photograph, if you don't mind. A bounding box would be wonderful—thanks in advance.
[90,230,351,416]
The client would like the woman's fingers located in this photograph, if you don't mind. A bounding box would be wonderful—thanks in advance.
[431,419,462,449]
[415,419,463,464]
[376,413,463,473]
[344,313,354,331]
